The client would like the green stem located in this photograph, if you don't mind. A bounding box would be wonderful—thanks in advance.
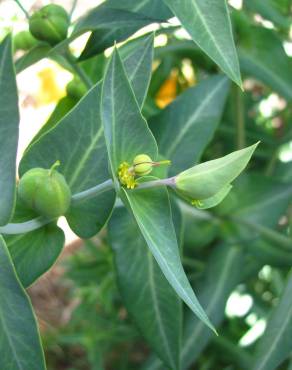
[0,177,177,235]
[13,0,30,20]
[64,50,92,89]
[234,85,245,149]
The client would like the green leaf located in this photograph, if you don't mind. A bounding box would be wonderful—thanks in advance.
[5,225,64,288]
[19,84,116,238]
[162,0,242,86]
[244,0,291,31]
[31,96,77,145]
[3,198,65,287]
[119,33,154,107]
[143,244,246,370]
[0,236,46,370]
[252,274,292,370]
[176,143,258,200]
[239,27,292,101]
[101,47,158,181]
[150,75,230,176]
[121,185,216,333]
[78,1,170,60]
[104,0,172,19]
[109,207,181,370]
[0,35,19,226]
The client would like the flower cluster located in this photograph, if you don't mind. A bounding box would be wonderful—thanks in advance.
[118,162,137,189]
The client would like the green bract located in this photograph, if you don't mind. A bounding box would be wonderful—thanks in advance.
[18,167,71,218]
[175,143,259,203]
[29,4,70,46]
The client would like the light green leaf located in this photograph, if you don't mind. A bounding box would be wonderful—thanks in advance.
[101,47,158,182]
[150,75,230,176]
[176,143,258,200]
[121,185,215,333]
[239,27,292,101]
[0,35,19,226]
[162,0,242,86]
[109,207,181,370]
[252,274,292,370]
[0,236,46,370]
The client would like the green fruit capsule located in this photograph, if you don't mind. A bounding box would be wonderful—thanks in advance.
[13,31,38,51]
[18,165,71,219]
[133,154,153,176]
[29,4,70,46]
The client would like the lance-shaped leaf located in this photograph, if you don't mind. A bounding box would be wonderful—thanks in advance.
[0,35,19,225]
[101,49,214,332]
[109,207,181,370]
[175,143,258,201]
[0,236,46,370]
[150,75,230,176]
[101,47,158,182]
[121,185,215,333]
[162,0,242,86]
[252,274,292,370]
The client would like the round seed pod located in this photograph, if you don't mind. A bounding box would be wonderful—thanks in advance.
[133,154,153,176]
[18,167,71,218]
[29,4,70,46]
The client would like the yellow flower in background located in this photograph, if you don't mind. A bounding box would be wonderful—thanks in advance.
[35,63,70,106]
[155,70,178,109]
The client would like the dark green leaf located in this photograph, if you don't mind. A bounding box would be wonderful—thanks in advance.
[121,185,215,332]
[5,224,64,288]
[239,27,292,101]
[143,244,246,370]
[162,0,242,86]
[252,274,292,370]
[0,236,46,370]
[0,35,19,226]
[109,207,181,370]
[150,75,230,175]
